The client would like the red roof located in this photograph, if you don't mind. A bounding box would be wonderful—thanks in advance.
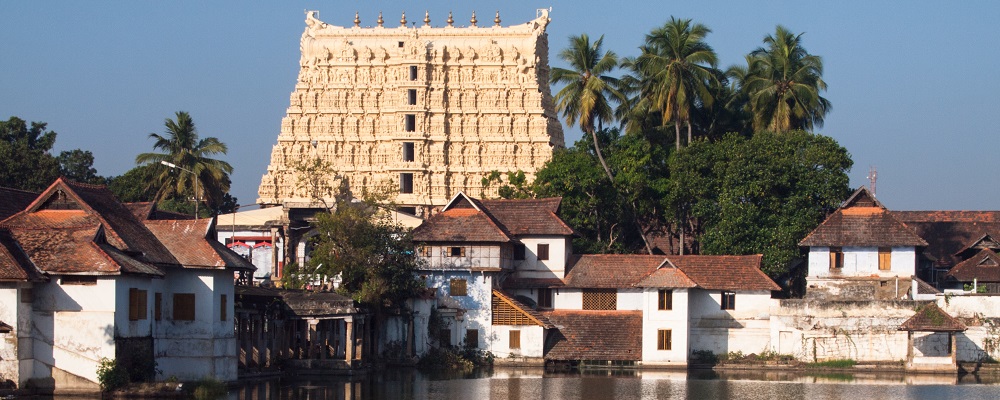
[411,207,510,243]
[668,255,780,291]
[492,289,554,328]
[893,211,1000,269]
[543,310,642,361]
[502,277,566,289]
[0,230,44,281]
[635,266,697,288]
[145,219,255,271]
[899,303,967,332]
[478,198,575,236]
[946,248,1000,282]
[412,193,574,243]
[800,187,927,247]
[563,255,666,288]
[0,187,37,220]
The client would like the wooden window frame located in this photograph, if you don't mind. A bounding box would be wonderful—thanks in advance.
[537,288,553,309]
[657,329,672,350]
[658,289,673,311]
[173,293,196,321]
[829,247,844,270]
[449,246,465,257]
[878,247,892,271]
[509,330,521,350]
[721,291,736,310]
[450,278,468,296]
[464,329,479,348]
[537,243,550,261]
[128,288,148,321]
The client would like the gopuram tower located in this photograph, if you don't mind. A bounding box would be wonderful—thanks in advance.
[257,10,564,215]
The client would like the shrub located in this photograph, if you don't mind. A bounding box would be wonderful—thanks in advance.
[807,359,857,368]
[96,358,128,392]
[192,377,227,400]
[418,347,473,371]
[690,350,718,364]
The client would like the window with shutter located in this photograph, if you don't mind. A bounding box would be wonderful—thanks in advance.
[658,289,673,310]
[173,293,196,321]
[657,329,672,350]
[830,247,844,270]
[450,278,467,296]
[721,291,736,310]
[537,243,549,260]
[129,288,147,321]
[878,247,892,271]
[509,330,521,349]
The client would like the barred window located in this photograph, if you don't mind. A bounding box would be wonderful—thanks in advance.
[450,279,467,296]
[537,288,553,309]
[582,289,616,310]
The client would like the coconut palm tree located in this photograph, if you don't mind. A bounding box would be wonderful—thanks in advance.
[550,34,624,181]
[135,111,233,213]
[729,26,830,132]
[632,17,719,150]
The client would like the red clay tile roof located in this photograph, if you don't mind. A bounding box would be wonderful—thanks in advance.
[668,255,780,291]
[543,310,642,361]
[144,219,255,271]
[563,255,667,288]
[502,277,566,289]
[492,289,554,328]
[412,207,511,243]
[125,202,197,221]
[893,211,1000,269]
[635,266,697,288]
[0,229,44,281]
[899,303,967,332]
[946,248,1000,282]
[914,277,941,295]
[7,223,162,276]
[0,187,37,220]
[799,187,927,247]
[478,198,575,236]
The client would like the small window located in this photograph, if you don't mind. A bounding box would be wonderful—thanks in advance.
[449,247,465,257]
[509,330,521,349]
[582,289,616,310]
[408,89,417,105]
[128,288,148,321]
[721,291,736,310]
[409,65,418,80]
[20,288,33,303]
[657,329,672,350]
[405,114,416,132]
[537,244,550,261]
[465,329,479,348]
[658,289,673,311]
[829,247,844,270]
[419,246,432,257]
[398,41,405,48]
[220,294,227,322]
[537,288,553,309]
[513,243,526,260]
[450,278,468,296]
[878,247,892,271]
[173,293,196,321]
[154,293,162,321]
[402,142,415,162]
[400,173,414,194]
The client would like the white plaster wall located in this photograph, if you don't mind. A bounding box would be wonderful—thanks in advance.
[420,244,504,270]
[807,247,831,278]
[769,300,917,362]
[513,236,570,279]
[487,325,544,358]
[156,269,237,382]
[0,285,19,385]
[808,246,915,278]
[641,288,689,365]
[618,290,643,311]
[554,289,582,310]
[688,290,775,356]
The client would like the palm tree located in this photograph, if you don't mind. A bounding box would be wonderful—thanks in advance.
[135,111,233,213]
[632,17,719,150]
[550,34,624,181]
[729,26,830,132]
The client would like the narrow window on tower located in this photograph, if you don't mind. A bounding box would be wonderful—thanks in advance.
[409,65,418,80]
[403,142,415,162]
[400,173,414,194]
[405,114,416,132]
[408,89,417,105]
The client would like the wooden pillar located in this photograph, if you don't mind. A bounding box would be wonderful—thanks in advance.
[406,314,414,357]
[906,331,914,368]
[951,332,958,366]
[270,227,280,280]
[256,314,266,369]
[308,319,319,359]
[345,318,354,362]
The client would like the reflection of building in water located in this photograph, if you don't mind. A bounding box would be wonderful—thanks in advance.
[257,10,564,216]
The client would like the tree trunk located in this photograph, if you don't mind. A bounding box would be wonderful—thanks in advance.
[589,126,654,255]
[675,121,682,150]
[687,120,693,146]
[590,127,614,183]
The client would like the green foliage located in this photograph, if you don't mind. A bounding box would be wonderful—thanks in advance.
[417,347,474,371]
[307,197,423,314]
[278,262,308,289]
[964,283,988,293]
[108,165,161,202]
[96,357,128,392]
[0,116,61,191]
[192,377,227,400]
[481,170,534,199]
[690,350,719,364]
[57,149,103,184]
[806,359,857,368]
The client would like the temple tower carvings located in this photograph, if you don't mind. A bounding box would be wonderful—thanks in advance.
[257,10,564,215]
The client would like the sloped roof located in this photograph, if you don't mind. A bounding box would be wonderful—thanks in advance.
[0,229,44,281]
[280,290,359,318]
[501,277,565,289]
[492,289,553,328]
[543,310,642,361]
[125,202,196,221]
[477,198,574,236]
[899,303,967,332]
[0,187,37,220]
[411,208,511,242]
[668,255,780,291]
[799,187,927,247]
[894,211,1000,269]
[946,248,1000,282]
[563,255,666,288]
[635,266,697,288]
[144,219,255,271]
[914,277,941,295]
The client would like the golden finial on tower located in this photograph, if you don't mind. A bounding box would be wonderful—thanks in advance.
[447,11,454,27]
[377,11,384,27]
[354,11,360,27]
[400,12,407,27]
[424,11,430,27]
[470,11,477,27]
[494,11,501,26]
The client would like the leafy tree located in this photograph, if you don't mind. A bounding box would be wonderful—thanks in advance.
[107,165,160,203]
[307,196,423,353]
[57,149,102,184]
[481,170,534,199]
[135,111,234,212]
[550,34,624,181]
[0,117,60,191]
[728,26,830,132]
[631,17,720,150]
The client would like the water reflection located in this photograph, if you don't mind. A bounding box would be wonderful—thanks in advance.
[229,368,1000,400]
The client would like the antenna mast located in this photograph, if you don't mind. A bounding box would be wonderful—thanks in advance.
[867,165,877,196]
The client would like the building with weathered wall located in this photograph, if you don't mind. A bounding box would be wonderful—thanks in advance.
[258,10,564,216]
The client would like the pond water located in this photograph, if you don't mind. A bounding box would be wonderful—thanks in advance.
[228,368,1000,400]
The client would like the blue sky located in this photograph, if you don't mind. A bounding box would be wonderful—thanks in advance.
[2,1,998,210]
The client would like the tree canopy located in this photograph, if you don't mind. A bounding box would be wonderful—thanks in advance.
[0,117,61,191]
